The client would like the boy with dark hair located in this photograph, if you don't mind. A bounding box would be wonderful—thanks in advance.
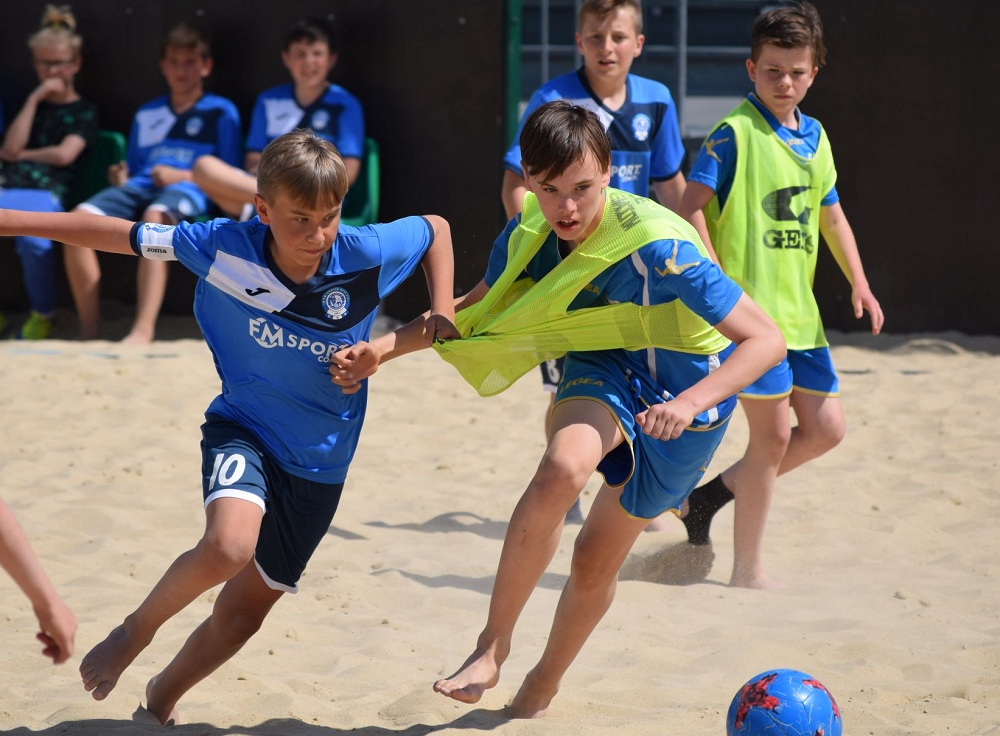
[333,100,784,718]
[678,1,883,588]
[64,22,242,344]
[193,16,364,219]
[501,0,692,524]
[1,129,455,724]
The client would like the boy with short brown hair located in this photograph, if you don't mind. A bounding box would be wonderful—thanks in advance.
[1,129,455,724]
[678,1,883,588]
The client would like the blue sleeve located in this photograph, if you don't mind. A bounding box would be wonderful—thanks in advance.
[246,93,268,153]
[131,220,219,278]
[649,93,685,181]
[374,216,436,298]
[645,239,743,325]
[484,216,520,286]
[687,124,736,195]
[821,185,839,206]
[215,101,244,168]
[333,92,365,159]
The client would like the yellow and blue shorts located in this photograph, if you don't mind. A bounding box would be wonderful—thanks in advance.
[739,346,840,399]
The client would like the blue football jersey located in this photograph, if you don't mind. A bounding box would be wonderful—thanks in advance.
[125,93,243,195]
[246,83,365,159]
[130,215,434,483]
[503,69,685,196]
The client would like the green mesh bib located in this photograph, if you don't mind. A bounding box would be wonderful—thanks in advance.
[433,188,731,396]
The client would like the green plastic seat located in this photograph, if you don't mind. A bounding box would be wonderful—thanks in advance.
[340,137,380,227]
[64,129,127,210]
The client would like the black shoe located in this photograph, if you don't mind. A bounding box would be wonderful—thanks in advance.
[681,474,734,545]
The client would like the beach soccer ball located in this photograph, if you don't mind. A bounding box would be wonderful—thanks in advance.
[726,669,842,736]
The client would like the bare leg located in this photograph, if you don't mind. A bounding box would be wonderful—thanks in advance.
[123,208,172,344]
[80,498,263,701]
[63,239,102,340]
[545,393,585,525]
[779,391,844,475]
[144,561,283,725]
[433,399,621,703]
[723,396,790,589]
[191,155,256,218]
[508,484,648,718]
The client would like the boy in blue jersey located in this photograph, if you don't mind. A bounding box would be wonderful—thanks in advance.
[192,17,364,219]
[501,0,694,524]
[678,1,884,589]
[0,130,456,724]
[334,101,784,718]
[64,23,243,344]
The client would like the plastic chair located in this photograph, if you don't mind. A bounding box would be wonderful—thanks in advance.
[64,129,126,210]
[341,137,380,227]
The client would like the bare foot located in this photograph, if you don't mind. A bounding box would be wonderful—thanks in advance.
[729,570,785,590]
[643,512,674,533]
[433,648,503,704]
[120,330,153,346]
[506,669,557,719]
[144,675,180,725]
[79,624,147,701]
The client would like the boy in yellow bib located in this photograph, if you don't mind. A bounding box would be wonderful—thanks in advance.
[331,100,784,718]
[678,1,884,589]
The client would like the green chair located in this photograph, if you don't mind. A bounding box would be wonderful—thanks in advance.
[64,129,127,210]
[341,137,380,227]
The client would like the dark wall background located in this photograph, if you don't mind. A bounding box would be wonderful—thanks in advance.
[2,1,999,334]
[0,0,507,322]
[809,0,999,333]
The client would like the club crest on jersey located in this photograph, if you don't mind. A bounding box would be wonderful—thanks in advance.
[632,113,651,142]
[185,116,204,137]
[322,287,350,320]
[310,110,330,131]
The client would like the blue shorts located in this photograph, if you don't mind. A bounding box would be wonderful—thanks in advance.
[79,183,207,223]
[556,354,733,520]
[201,415,344,593]
[739,346,840,399]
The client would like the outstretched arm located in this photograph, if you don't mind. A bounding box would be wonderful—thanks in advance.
[330,217,469,391]
[0,209,136,256]
[820,202,884,335]
[0,499,76,664]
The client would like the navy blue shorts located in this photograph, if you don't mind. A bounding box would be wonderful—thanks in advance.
[201,415,344,593]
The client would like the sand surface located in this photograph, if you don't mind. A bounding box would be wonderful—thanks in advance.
[1,318,998,735]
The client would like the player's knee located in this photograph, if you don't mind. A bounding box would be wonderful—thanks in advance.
[750,423,792,465]
[199,532,256,577]
[812,416,845,453]
[533,452,591,501]
[191,154,218,179]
